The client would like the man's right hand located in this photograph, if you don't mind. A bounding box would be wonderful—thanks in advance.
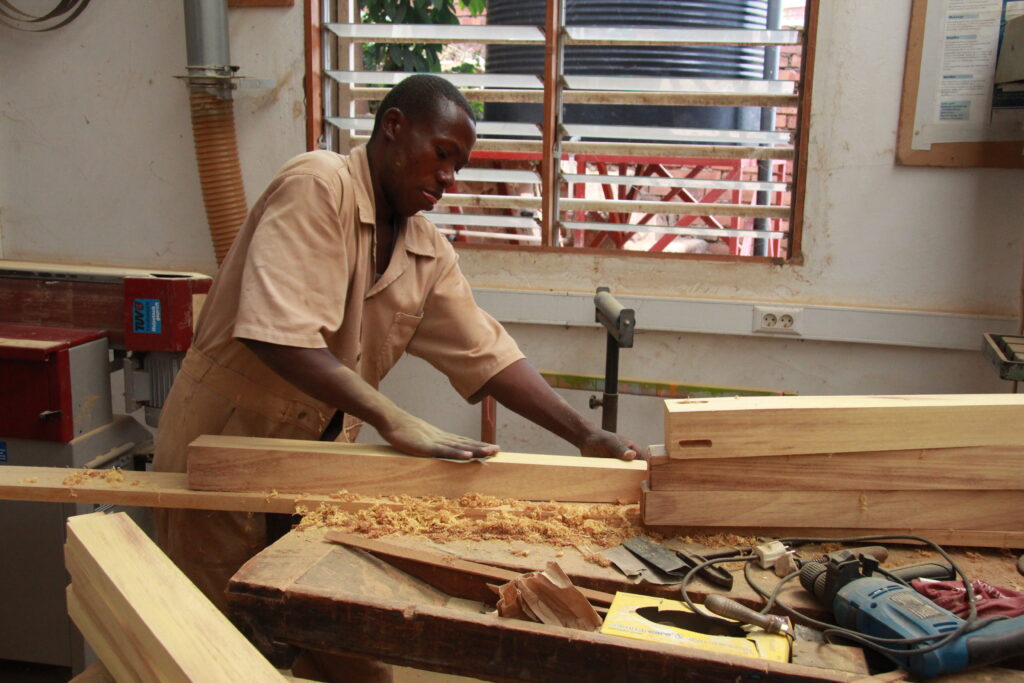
[377,413,499,460]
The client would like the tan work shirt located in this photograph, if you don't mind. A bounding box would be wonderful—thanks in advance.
[168,145,523,460]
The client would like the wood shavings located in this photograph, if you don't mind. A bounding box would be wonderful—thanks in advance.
[965,551,984,561]
[511,548,530,557]
[62,468,127,487]
[18,477,38,484]
[295,491,643,559]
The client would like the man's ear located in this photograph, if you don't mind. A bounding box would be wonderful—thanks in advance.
[381,107,404,142]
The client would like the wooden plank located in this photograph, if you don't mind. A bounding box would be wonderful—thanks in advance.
[67,662,116,683]
[187,435,648,503]
[648,446,1024,491]
[66,586,142,683]
[0,464,403,514]
[642,488,1024,537]
[641,525,1024,551]
[65,512,287,683]
[324,530,615,607]
[664,395,1024,460]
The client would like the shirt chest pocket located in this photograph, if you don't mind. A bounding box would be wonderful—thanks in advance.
[376,311,423,376]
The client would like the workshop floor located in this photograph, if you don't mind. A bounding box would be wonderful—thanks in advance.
[0,659,70,682]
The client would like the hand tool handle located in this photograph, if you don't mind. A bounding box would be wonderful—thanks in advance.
[703,594,792,636]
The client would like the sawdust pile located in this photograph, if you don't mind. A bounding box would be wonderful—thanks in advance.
[296,492,643,550]
[62,468,127,487]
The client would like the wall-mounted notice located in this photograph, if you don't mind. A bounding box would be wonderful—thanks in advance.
[898,0,1024,166]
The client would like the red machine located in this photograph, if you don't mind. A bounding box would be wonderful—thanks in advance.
[0,260,211,670]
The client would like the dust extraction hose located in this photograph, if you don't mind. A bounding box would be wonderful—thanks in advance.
[189,89,248,265]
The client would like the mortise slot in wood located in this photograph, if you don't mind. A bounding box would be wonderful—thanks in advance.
[677,439,712,448]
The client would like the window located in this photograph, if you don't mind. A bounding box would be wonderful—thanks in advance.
[307,0,815,263]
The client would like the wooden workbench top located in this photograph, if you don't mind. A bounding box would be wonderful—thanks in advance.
[227,528,1023,682]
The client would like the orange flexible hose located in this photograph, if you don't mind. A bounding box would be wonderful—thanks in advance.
[189,90,248,264]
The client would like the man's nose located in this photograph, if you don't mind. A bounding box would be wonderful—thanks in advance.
[439,166,455,188]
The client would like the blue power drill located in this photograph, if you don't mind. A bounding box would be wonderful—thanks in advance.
[800,551,1024,679]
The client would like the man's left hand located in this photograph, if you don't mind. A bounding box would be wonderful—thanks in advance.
[579,430,643,461]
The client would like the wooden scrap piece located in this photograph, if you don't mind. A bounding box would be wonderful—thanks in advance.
[65,511,287,683]
[648,446,1024,491]
[324,530,616,607]
[664,394,1024,460]
[188,434,648,503]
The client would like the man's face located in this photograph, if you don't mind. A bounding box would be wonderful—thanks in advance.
[380,99,476,220]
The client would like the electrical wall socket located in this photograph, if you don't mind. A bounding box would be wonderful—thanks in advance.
[752,305,803,335]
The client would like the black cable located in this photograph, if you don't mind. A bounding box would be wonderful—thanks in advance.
[0,0,90,32]
[678,554,758,616]
[681,533,985,664]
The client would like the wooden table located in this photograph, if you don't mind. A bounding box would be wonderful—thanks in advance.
[227,528,1023,682]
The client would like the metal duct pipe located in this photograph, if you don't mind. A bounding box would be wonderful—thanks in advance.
[184,0,231,73]
[183,0,248,265]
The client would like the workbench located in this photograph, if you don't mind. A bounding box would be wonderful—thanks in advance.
[227,528,1024,682]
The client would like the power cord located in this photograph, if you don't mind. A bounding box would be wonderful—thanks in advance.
[679,533,999,669]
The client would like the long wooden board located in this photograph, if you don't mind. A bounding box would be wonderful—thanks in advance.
[0,465,397,514]
[187,435,649,503]
[65,512,287,682]
[664,395,1024,460]
[642,488,1024,534]
[648,446,1024,491]
[640,525,1024,551]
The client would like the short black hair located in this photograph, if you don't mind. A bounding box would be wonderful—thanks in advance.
[369,73,476,140]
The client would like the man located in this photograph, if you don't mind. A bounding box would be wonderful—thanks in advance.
[153,74,639,621]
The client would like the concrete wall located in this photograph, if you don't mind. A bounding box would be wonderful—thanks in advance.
[1,1,1020,454]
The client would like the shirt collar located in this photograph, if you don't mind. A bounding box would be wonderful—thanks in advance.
[351,144,436,259]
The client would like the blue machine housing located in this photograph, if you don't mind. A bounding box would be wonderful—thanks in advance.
[835,577,1024,679]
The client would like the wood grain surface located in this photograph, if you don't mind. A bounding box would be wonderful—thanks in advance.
[187,434,648,503]
[649,446,1024,491]
[665,395,1024,459]
[66,512,286,682]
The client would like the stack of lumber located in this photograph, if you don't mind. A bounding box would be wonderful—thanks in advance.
[64,511,289,682]
[644,395,1024,549]
[186,434,648,503]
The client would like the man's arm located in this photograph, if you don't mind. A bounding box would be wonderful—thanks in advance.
[240,339,498,460]
[473,358,641,461]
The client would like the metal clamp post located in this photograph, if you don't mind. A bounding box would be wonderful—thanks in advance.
[592,286,634,432]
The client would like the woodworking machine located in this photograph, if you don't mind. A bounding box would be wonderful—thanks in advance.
[0,260,211,671]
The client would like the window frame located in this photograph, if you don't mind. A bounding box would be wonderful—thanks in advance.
[303,0,818,266]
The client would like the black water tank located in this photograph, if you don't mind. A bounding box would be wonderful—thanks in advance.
[486,0,767,131]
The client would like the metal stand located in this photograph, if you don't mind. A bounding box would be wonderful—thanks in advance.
[590,287,635,432]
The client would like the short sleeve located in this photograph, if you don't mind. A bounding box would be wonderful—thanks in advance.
[406,255,525,401]
[233,167,350,348]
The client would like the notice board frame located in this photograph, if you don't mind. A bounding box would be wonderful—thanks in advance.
[897,0,1024,168]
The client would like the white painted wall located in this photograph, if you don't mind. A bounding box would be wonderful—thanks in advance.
[1,1,1019,454]
[0,0,305,272]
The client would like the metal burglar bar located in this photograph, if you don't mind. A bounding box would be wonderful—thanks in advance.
[316,0,813,260]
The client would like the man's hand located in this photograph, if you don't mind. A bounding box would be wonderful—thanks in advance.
[477,359,644,462]
[378,413,499,461]
[241,339,496,461]
[579,429,643,461]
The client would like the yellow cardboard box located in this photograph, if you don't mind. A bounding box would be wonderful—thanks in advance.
[600,592,790,662]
